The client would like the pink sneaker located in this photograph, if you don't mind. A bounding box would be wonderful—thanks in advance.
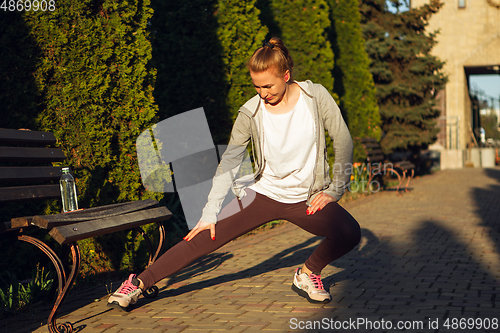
[107,274,142,310]
[291,268,331,303]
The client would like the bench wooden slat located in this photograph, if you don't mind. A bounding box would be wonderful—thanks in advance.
[33,199,160,229]
[367,155,384,162]
[0,184,60,202]
[0,128,56,146]
[361,137,377,143]
[360,137,415,193]
[0,220,37,234]
[395,161,415,170]
[10,216,34,229]
[0,147,66,162]
[13,202,132,229]
[366,149,383,156]
[49,207,172,244]
[0,221,12,234]
[0,166,62,183]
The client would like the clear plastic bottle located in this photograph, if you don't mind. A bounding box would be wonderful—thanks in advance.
[60,167,79,212]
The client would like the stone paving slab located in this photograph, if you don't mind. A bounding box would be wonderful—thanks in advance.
[2,167,500,333]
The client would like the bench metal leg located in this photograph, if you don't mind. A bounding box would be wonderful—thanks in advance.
[153,222,166,264]
[404,169,414,192]
[395,169,414,194]
[136,222,165,299]
[367,165,384,193]
[47,243,80,333]
[18,235,66,294]
[18,221,165,332]
[366,165,374,191]
[135,222,165,267]
[384,167,403,193]
[17,235,80,333]
[396,172,405,194]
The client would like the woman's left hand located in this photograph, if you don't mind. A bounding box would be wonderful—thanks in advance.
[307,192,336,215]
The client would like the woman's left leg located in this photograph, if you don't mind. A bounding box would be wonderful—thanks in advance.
[285,200,361,272]
[284,200,361,303]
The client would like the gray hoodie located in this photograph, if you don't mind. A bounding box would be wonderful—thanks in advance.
[200,80,353,224]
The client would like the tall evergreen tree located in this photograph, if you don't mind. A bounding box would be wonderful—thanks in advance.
[260,0,335,93]
[216,0,268,121]
[359,0,447,155]
[149,0,232,145]
[328,0,381,161]
[23,0,161,272]
[150,0,266,142]
[25,0,159,206]
[0,12,40,129]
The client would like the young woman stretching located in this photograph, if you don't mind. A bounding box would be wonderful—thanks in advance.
[108,37,361,308]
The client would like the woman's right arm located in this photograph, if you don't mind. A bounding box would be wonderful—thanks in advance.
[185,112,252,241]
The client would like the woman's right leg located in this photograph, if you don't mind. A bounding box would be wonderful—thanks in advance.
[108,189,281,309]
[108,190,282,309]
[138,190,282,289]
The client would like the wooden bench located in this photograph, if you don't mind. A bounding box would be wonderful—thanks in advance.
[361,137,415,193]
[0,128,172,333]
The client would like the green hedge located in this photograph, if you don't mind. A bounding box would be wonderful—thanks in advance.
[329,0,381,161]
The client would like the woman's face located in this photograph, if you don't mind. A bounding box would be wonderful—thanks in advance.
[250,68,289,106]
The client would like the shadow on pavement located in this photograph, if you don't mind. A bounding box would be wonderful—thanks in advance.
[163,251,234,289]
[140,235,323,302]
[476,168,500,268]
[298,217,500,332]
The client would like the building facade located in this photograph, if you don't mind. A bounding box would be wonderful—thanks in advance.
[411,0,500,157]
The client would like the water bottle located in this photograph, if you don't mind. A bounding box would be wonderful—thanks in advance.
[60,167,79,212]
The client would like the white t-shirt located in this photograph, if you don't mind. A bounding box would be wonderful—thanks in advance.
[249,91,317,203]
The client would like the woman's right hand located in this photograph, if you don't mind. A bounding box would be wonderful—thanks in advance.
[184,220,216,241]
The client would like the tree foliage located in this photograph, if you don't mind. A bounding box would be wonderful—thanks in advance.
[24,0,160,207]
[216,0,268,121]
[360,0,447,154]
[150,0,267,143]
[328,0,381,161]
[149,0,232,145]
[18,0,162,273]
[259,0,335,93]
[0,12,40,129]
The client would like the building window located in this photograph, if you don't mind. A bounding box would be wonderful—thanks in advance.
[458,0,466,8]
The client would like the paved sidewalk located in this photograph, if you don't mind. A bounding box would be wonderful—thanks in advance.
[3,168,500,333]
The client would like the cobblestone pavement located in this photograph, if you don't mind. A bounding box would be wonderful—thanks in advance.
[3,168,500,333]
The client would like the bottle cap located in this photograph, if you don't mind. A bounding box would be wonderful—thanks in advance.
[62,167,70,173]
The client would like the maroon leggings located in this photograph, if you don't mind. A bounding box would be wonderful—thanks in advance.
[138,190,360,290]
